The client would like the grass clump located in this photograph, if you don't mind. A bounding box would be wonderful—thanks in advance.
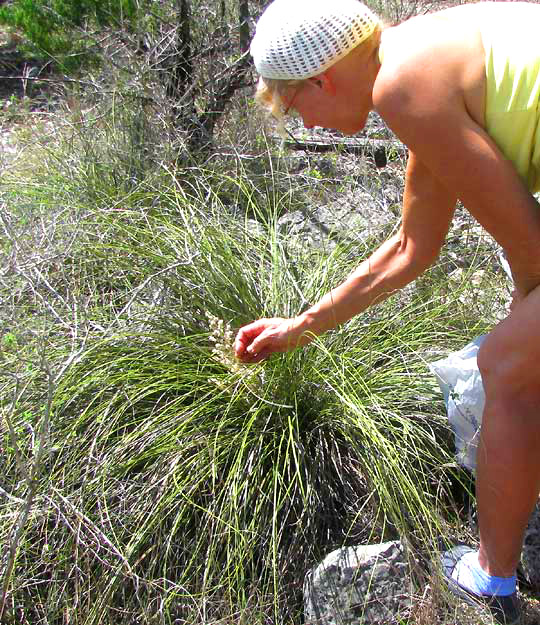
[3,187,477,622]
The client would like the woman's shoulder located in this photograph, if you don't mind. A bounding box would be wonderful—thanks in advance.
[373,7,486,118]
[392,2,540,31]
[374,2,540,126]
[381,1,540,54]
[378,5,481,67]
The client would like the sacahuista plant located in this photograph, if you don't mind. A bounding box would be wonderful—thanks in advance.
[3,172,467,624]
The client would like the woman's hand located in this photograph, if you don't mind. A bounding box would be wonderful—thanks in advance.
[234,317,312,363]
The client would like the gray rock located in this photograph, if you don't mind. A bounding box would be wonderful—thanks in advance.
[304,540,412,625]
[521,502,540,589]
[277,193,392,251]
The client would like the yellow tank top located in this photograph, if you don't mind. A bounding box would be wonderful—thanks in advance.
[481,2,540,192]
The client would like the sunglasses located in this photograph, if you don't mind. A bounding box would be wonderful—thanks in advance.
[282,84,303,116]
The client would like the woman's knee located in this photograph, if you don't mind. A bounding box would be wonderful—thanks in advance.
[478,285,540,406]
[478,332,522,390]
[478,332,539,404]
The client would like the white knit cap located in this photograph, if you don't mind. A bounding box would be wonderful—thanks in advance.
[250,0,380,80]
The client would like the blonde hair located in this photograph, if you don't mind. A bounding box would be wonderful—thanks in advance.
[255,76,303,120]
[254,24,382,126]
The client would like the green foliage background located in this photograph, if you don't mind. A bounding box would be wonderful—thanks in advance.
[0,0,140,67]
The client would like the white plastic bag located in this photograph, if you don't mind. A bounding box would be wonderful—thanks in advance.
[429,335,487,472]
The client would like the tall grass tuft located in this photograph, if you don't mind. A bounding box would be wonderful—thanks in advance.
[9,179,467,623]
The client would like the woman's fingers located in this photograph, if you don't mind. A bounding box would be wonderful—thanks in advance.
[234,318,286,360]
[238,346,272,363]
[233,319,266,356]
[234,318,304,361]
[246,328,284,357]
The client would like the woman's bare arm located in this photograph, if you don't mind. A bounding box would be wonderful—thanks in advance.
[235,153,456,361]
[293,153,457,336]
[374,45,540,297]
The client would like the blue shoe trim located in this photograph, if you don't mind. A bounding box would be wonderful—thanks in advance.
[440,544,521,625]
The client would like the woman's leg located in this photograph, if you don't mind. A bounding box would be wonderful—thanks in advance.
[476,284,540,577]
